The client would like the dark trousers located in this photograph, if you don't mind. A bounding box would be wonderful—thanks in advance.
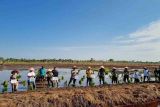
[99,76,105,85]
[112,76,118,84]
[87,77,92,86]
[144,76,149,82]
[68,78,76,86]
[11,84,17,92]
[123,75,129,83]
[135,78,139,83]
[47,77,54,87]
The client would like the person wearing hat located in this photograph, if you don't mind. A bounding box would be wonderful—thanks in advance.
[134,69,140,83]
[10,70,19,92]
[98,66,105,85]
[27,67,36,90]
[86,66,94,86]
[46,69,54,87]
[68,66,79,87]
[52,67,59,88]
[111,67,118,84]
[143,67,150,82]
[123,67,129,83]
[154,68,158,82]
[39,66,47,81]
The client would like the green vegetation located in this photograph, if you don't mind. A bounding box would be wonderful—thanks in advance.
[61,76,64,80]
[16,75,22,80]
[21,80,26,87]
[1,81,8,93]
[0,57,160,65]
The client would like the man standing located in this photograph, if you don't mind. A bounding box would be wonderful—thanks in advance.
[98,66,105,85]
[68,66,79,87]
[52,67,59,87]
[143,67,149,82]
[123,67,129,83]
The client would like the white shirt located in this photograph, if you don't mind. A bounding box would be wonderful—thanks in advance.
[28,72,35,77]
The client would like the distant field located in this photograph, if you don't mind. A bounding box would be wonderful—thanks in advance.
[1,61,160,71]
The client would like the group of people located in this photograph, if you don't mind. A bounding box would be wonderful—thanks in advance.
[9,65,160,92]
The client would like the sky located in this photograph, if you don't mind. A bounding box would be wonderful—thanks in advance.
[0,0,160,61]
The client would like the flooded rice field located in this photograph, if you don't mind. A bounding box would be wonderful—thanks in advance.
[0,68,155,93]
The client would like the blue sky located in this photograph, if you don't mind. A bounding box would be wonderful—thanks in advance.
[0,0,160,61]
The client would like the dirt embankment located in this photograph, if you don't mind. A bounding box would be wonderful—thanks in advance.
[1,63,160,70]
[0,83,160,107]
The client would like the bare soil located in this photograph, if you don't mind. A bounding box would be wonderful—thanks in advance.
[0,83,160,107]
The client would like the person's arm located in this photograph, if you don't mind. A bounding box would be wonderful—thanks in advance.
[98,70,100,76]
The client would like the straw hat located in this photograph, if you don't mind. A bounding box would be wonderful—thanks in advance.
[100,66,105,69]
[29,67,35,71]
[112,67,116,70]
[88,66,91,69]
[73,66,77,69]
[125,67,128,69]
[48,69,52,72]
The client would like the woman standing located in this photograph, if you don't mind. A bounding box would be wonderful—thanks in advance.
[10,70,19,92]
[86,67,94,86]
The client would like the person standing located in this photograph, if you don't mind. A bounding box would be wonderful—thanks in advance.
[98,66,105,85]
[158,66,160,82]
[52,67,59,88]
[111,67,117,84]
[154,68,158,82]
[27,67,36,90]
[68,66,79,87]
[143,67,149,82]
[46,69,54,87]
[86,67,94,86]
[39,66,47,81]
[123,67,129,83]
[134,70,140,83]
[10,70,19,92]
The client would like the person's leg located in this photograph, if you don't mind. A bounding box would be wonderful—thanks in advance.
[123,76,126,83]
[14,84,17,91]
[127,75,129,83]
[89,78,93,86]
[99,76,102,85]
[11,84,14,92]
[144,76,146,82]
[86,78,89,86]
[73,79,76,87]
[102,76,105,84]
[47,77,50,87]
[51,80,54,87]
[68,78,73,86]
[33,81,36,90]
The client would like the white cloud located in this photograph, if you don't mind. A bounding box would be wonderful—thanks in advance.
[113,20,160,61]
[117,20,160,45]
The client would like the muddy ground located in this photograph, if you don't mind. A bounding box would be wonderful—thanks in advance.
[0,83,160,107]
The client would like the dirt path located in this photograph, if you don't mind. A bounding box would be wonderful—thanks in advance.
[0,83,160,107]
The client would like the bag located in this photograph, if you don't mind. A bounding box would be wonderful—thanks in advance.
[11,79,17,84]
[51,77,59,81]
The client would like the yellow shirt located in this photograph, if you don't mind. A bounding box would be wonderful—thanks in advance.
[86,70,93,78]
